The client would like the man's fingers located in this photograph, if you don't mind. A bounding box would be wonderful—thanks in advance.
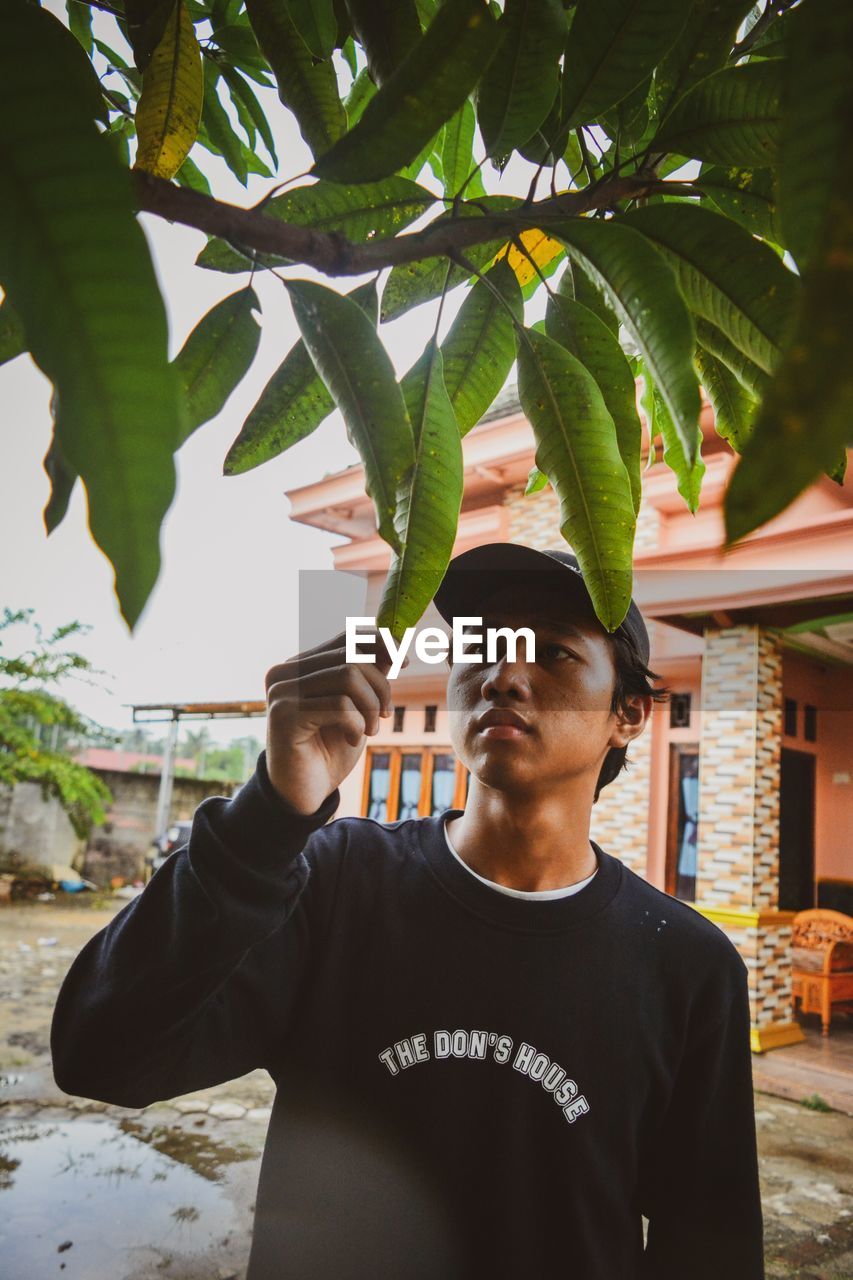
[271,693,368,749]
[269,665,387,735]
[265,627,409,701]
[266,645,347,689]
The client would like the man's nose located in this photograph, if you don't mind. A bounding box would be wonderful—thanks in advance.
[480,650,533,700]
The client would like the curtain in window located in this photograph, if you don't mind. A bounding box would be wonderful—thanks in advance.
[398,754,423,820]
[430,754,456,815]
[675,760,699,900]
[367,752,391,822]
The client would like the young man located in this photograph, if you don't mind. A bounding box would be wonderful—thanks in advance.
[51,541,764,1279]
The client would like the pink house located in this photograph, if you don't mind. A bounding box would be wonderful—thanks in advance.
[285,389,853,1053]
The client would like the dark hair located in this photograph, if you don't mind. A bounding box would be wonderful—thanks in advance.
[595,631,670,803]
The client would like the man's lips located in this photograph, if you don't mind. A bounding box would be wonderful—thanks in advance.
[476,710,532,737]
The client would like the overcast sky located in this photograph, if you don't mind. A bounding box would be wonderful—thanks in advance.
[2,4,544,746]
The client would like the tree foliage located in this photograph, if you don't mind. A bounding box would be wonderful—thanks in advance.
[0,609,114,838]
[1,0,851,635]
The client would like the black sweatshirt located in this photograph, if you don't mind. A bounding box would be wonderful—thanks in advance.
[51,751,764,1280]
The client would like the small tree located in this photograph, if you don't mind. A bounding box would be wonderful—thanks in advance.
[0,608,115,839]
[1,0,850,637]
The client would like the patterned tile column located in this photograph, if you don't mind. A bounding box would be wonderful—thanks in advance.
[590,725,652,877]
[694,626,803,1053]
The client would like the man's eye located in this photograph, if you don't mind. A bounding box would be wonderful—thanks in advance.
[542,643,574,660]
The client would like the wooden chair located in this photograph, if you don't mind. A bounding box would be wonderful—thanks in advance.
[792,909,853,1036]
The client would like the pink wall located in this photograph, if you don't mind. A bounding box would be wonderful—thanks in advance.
[782,652,853,882]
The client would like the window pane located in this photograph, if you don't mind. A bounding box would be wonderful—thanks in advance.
[398,754,422,821]
[674,753,699,902]
[366,752,391,822]
[784,697,797,737]
[430,753,456,815]
[804,703,817,743]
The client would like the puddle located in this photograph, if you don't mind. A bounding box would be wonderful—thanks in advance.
[0,1115,254,1278]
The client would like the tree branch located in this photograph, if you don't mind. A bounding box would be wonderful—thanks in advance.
[131,169,665,278]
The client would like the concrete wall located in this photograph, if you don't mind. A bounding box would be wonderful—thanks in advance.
[0,780,84,872]
[0,768,241,886]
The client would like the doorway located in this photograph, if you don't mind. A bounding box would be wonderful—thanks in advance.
[779,748,816,911]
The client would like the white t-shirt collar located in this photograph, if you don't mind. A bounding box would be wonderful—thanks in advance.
[443,818,598,900]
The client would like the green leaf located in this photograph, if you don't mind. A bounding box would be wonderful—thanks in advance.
[747,8,796,61]
[826,449,848,487]
[211,0,245,28]
[377,343,464,640]
[343,0,423,86]
[476,0,566,162]
[212,21,272,72]
[525,465,549,494]
[40,2,109,123]
[652,60,783,168]
[442,98,477,198]
[654,0,754,122]
[380,194,521,322]
[546,282,642,516]
[694,316,768,401]
[724,170,853,541]
[0,0,183,630]
[224,281,378,475]
[244,0,346,158]
[42,422,79,535]
[777,0,853,270]
[516,327,636,631]
[66,0,94,56]
[341,36,358,77]
[268,176,437,240]
[694,345,756,454]
[0,298,26,367]
[106,115,135,167]
[202,60,248,184]
[197,175,436,273]
[598,76,652,151]
[561,259,619,336]
[552,218,701,464]
[173,287,261,445]
[516,90,564,166]
[312,0,501,184]
[94,38,143,94]
[284,280,416,553]
[175,152,212,195]
[642,369,705,512]
[400,127,444,182]
[288,0,337,59]
[344,67,377,127]
[562,0,691,130]
[622,203,799,375]
[695,164,782,243]
[440,258,523,435]
[221,64,278,167]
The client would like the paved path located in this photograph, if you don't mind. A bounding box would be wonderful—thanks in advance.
[2,901,853,1278]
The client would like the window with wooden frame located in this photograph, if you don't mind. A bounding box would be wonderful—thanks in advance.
[361,746,469,820]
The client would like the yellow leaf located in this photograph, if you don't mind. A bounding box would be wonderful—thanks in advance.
[493,228,564,287]
[133,1,203,180]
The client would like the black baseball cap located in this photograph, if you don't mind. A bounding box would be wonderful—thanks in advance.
[433,542,650,666]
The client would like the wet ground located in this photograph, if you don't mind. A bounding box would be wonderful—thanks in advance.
[2,900,853,1279]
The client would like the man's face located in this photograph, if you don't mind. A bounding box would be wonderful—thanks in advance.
[445,576,644,800]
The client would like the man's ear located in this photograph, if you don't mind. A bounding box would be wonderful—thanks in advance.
[608,694,653,749]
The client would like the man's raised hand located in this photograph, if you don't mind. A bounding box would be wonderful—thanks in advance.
[264,628,407,816]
